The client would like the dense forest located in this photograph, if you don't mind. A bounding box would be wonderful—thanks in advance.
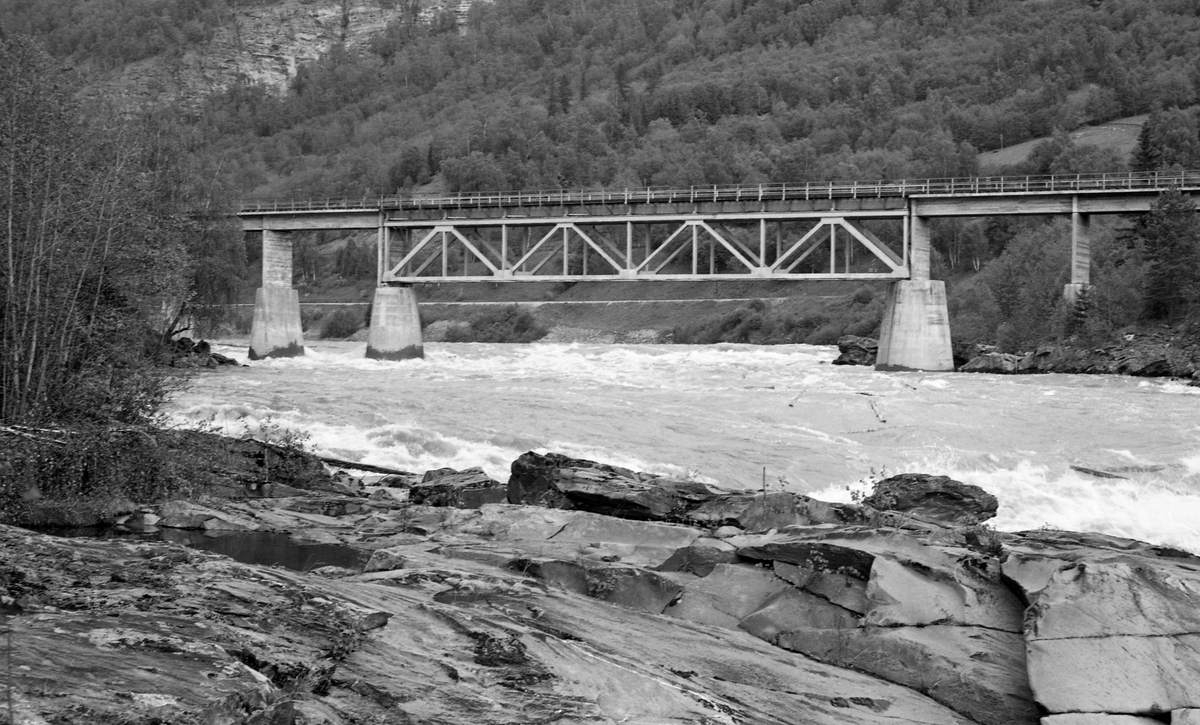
[2,0,1200,349]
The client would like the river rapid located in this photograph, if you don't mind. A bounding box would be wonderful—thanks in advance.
[168,340,1200,554]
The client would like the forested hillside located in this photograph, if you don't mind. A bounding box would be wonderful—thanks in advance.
[185,0,1200,197]
[3,0,1200,352]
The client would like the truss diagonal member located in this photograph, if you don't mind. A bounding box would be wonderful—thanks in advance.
[512,226,562,274]
[387,227,441,278]
[837,219,903,270]
[577,225,628,267]
[771,221,831,272]
[635,222,691,274]
[445,227,500,274]
[710,223,762,265]
[696,221,758,271]
[568,225,625,273]
[476,239,505,270]
[409,247,443,277]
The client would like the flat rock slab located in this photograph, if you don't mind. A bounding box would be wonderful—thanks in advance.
[1040,716,1168,725]
[1003,530,1200,716]
[1027,634,1200,714]
[664,562,790,628]
[0,523,982,725]
[774,624,1037,725]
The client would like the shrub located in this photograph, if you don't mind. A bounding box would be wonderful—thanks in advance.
[0,427,175,526]
[319,307,365,339]
[805,322,843,345]
[443,306,548,343]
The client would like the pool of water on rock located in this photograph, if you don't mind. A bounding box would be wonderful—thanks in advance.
[48,527,367,572]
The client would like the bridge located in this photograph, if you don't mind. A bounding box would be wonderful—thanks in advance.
[237,170,1200,371]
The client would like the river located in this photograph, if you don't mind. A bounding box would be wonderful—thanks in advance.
[167,340,1200,553]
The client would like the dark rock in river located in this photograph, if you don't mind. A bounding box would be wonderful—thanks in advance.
[160,336,241,369]
[960,351,1022,373]
[863,472,998,526]
[832,335,878,366]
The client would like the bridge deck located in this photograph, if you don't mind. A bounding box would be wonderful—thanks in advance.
[239,170,1200,217]
[237,170,1200,285]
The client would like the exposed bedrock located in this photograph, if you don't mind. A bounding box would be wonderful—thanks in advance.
[1002,530,1200,718]
[6,449,1199,724]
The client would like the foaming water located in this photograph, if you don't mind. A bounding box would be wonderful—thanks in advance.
[170,340,1200,552]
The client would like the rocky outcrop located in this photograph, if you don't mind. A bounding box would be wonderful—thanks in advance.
[959,330,1200,378]
[1002,530,1200,720]
[6,451,1199,725]
[508,450,859,528]
[0,508,977,725]
[408,466,507,508]
[832,335,879,366]
[959,351,1022,373]
[729,526,1034,725]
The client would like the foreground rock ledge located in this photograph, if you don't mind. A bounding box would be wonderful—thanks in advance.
[2,451,1198,725]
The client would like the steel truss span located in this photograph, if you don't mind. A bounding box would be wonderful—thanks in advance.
[237,169,1200,283]
[380,215,907,283]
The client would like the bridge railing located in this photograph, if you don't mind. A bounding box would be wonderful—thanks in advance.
[238,169,1200,215]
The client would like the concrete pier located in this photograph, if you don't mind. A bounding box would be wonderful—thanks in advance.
[875,214,954,371]
[248,230,305,360]
[1065,203,1091,304]
[875,280,955,371]
[366,285,424,360]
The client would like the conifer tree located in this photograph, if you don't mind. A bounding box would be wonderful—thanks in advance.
[1137,189,1200,324]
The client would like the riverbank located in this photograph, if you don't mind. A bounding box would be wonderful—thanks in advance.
[3,445,1199,724]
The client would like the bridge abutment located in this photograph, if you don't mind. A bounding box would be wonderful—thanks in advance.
[875,215,954,372]
[249,230,305,360]
[366,285,424,360]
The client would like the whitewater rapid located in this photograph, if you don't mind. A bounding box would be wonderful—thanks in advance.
[168,340,1200,553]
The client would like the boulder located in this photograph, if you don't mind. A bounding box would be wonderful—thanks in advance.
[363,547,407,573]
[960,352,1022,374]
[508,451,857,529]
[1003,530,1200,717]
[832,335,878,366]
[863,473,998,525]
[655,538,740,576]
[409,466,507,509]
